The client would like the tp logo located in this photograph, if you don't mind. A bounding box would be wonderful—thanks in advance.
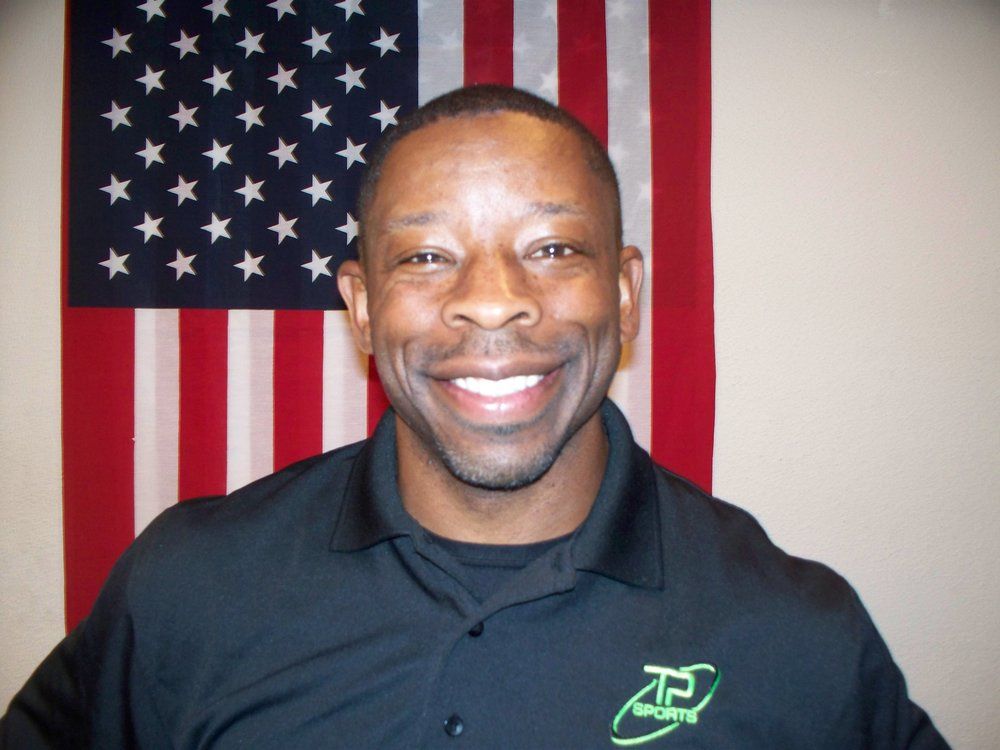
[610,663,720,746]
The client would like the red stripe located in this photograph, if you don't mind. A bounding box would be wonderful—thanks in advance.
[62,308,136,631]
[557,0,609,145]
[61,1,136,630]
[178,310,228,498]
[273,310,324,470]
[463,0,513,85]
[648,0,715,491]
[366,357,391,435]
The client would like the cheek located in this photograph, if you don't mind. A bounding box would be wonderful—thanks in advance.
[368,285,443,362]
[544,276,620,334]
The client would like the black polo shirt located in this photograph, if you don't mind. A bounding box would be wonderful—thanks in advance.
[1,401,949,749]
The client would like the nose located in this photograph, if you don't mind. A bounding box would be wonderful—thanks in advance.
[441,253,542,331]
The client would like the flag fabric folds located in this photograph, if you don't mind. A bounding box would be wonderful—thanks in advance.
[62,0,713,630]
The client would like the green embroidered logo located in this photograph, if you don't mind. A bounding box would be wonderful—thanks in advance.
[609,663,720,746]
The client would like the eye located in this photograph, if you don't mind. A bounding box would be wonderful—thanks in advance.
[400,250,449,266]
[528,242,578,260]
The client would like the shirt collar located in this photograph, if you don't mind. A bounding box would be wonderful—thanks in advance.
[569,400,663,589]
[329,400,664,590]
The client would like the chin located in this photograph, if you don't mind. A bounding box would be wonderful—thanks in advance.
[435,441,560,492]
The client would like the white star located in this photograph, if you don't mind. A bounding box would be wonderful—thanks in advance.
[137,0,165,22]
[301,250,333,281]
[234,250,264,280]
[608,141,629,166]
[204,66,232,96]
[268,63,298,92]
[135,138,165,168]
[236,28,264,57]
[538,68,558,100]
[268,212,298,244]
[167,249,197,279]
[513,32,531,59]
[235,176,265,206]
[370,100,399,132]
[236,101,264,131]
[303,27,331,57]
[337,212,358,245]
[201,212,231,243]
[134,212,164,243]
[302,175,332,206]
[136,65,165,94]
[607,0,630,20]
[268,0,296,19]
[168,175,198,205]
[334,0,364,20]
[269,137,298,169]
[102,101,132,130]
[171,30,200,58]
[203,139,232,169]
[169,101,199,130]
[437,30,461,51]
[302,100,332,131]
[638,180,652,204]
[607,68,629,91]
[99,248,129,278]
[335,62,365,93]
[370,27,399,57]
[100,174,131,204]
[203,0,230,22]
[336,137,366,169]
[102,28,132,58]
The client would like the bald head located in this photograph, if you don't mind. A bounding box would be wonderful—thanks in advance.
[355,84,622,260]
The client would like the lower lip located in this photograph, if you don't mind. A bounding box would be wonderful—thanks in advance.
[436,369,561,422]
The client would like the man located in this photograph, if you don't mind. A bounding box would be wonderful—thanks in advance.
[2,85,948,748]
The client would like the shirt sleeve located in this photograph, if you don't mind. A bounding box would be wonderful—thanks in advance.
[853,593,951,750]
[0,541,170,750]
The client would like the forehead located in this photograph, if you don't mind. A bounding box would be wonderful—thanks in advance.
[367,112,613,223]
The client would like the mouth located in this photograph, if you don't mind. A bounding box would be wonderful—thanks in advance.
[449,374,545,398]
[432,366,562,421]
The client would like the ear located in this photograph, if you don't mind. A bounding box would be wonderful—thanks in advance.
[336,259,373,355]
[617,245,644,344]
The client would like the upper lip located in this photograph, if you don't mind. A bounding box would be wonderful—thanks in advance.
[425,357,563,383]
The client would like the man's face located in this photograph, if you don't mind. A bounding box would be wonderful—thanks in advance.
[339,112,642,490]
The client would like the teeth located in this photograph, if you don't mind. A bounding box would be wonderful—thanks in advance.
[451,374,544,398]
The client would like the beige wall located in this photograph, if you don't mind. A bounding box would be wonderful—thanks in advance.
[711,2,999,747]
[1,1,997,747]
[0,0,67,707]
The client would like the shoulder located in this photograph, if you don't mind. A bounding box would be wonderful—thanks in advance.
[117,439,368,610]
[651,463,865,635]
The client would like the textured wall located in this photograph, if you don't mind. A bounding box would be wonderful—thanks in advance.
[0,0,66,707]
[711,2,1000,747]
[1,1,997,747]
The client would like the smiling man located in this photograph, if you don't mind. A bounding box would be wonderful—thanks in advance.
[2,86,948,749]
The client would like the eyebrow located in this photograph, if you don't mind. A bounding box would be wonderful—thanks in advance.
[382,211,445,231]
[380,201,588,233]
[523,201,587,218]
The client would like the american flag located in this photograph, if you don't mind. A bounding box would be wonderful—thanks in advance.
[63,0,713,629]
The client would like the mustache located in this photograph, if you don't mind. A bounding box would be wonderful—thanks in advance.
[417,329,574,362]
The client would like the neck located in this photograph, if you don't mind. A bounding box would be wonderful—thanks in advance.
[396,413,608,545]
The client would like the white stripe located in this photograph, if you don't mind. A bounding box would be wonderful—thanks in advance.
[418,0,464,104]
[133,308,179,534]
[226,310,274,493]
[513,0,558,101]
[606,3,653,450]
[322,310,369,451]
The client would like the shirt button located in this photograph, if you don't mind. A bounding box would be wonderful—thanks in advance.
[443,714,464,737]
[468,621,484,637]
